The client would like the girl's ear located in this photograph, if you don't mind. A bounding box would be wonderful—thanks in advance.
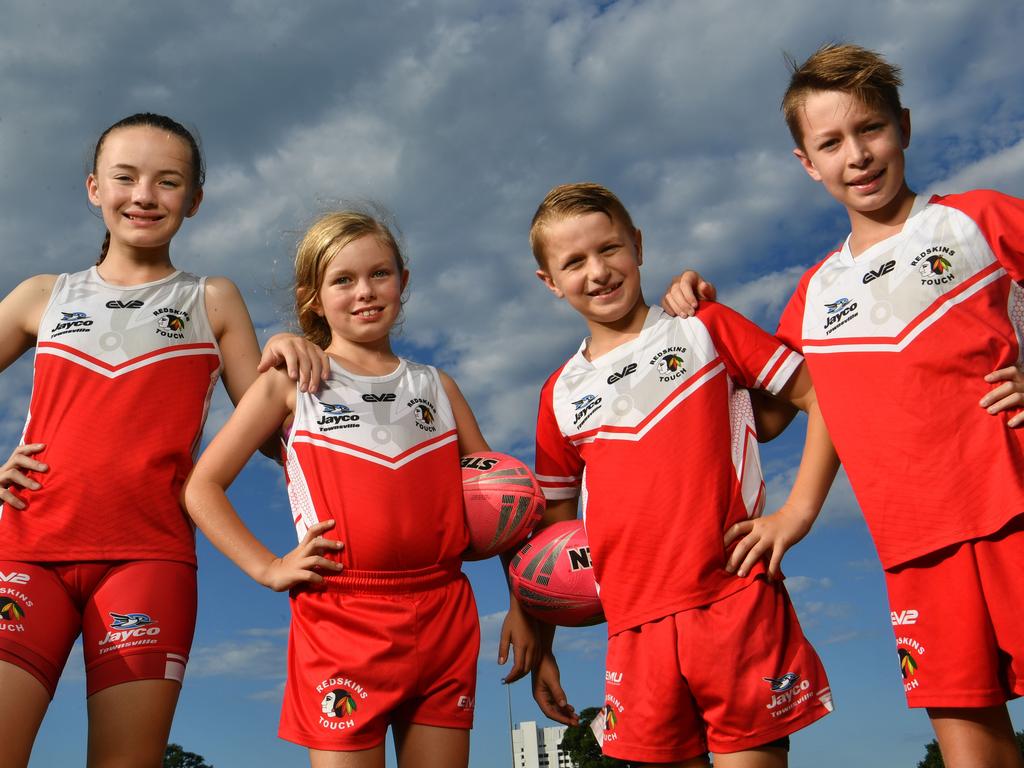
[400,268,410,293]
[86,174,101,207]
[297,286,323,318]
[186,187,204,218]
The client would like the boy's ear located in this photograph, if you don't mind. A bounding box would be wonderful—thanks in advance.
[899,108,912,149]
[793,147,822,182]
[535,268,564,299]
[634,228,643,266]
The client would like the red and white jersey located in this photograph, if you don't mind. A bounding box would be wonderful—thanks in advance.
[535,304,802,634]
[777,190,1024,569]
[284,359,468,571]
[1,267,221,563]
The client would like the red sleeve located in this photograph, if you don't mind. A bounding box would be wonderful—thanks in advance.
[695,302,802,395]
[534,367,583,501]
[933,190,1024,282]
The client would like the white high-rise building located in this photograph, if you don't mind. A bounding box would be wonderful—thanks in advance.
[511,720,577,768]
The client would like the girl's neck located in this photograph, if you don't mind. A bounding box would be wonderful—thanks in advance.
[97,243,176,286]
[325,337,400,377]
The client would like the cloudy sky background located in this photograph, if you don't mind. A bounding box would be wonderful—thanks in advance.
[3,1,1024,765]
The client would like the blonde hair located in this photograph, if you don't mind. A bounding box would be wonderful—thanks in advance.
[782,43,904,148]
[529,182,636,267]
[294,211,405,349]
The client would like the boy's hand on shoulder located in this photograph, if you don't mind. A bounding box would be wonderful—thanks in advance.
[0,443,47,510]
[532,652,578,726]
[258,520,343,591]
[981,365,1024,427]
[724,504,815,580]
[660,270,717,318]
[258,333,330,394]
[499,598,540,684]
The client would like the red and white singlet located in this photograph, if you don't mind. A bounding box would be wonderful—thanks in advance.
[535,304,802,633]
[0,267,220,564]
[284,358,468,570]
[777,191,1024,569]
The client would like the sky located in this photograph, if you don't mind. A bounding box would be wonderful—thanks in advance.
[2,0,1024,765]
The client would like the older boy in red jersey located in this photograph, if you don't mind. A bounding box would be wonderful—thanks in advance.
[523,182,837,767]
[667,43,1024,768]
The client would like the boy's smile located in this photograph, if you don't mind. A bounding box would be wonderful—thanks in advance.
[535,211,647,338]
[793,90,914,234]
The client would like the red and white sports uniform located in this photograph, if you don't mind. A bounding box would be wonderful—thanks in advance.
[0,267,220,694]
[777,191,1024,569]
[536,304,831,758]
[279,358,478,749]
[777,190,1024,705]
[536,303,801,633]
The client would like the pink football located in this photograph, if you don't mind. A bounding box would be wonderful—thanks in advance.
[509,519,605,627]
[461,452,544,560]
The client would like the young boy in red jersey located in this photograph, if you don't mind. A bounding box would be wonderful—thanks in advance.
[666,43,1024,768]
[523,182,838,767]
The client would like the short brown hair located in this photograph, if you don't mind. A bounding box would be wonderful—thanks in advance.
[529,182,636,266]
[782,43,903,148]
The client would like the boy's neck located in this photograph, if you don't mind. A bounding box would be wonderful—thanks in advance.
[847,183,916,257]
[584,297,650,362]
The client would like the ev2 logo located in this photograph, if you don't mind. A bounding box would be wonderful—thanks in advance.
[362,393,396,403]
[891,609,919,626]
[0,572,30,585]
[105,300,145,309]
[863,260,896,284]
[607,363,637,385]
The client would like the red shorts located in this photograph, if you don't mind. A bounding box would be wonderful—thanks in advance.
[279,563,479,751]
[0,560,197,697]
[601,577,832,763]
[885,516,1024,708]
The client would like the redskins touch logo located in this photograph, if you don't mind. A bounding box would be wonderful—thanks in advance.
[0,597,25,622]
[603,704,618,732]
[898,648,918,678]
[657,354,684,376]
[408,398,438,432]
[321,688,358,717]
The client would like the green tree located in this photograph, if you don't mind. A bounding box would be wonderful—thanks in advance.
[559,707,631,768]
[918,731,1024,768]
[163,743,213,768]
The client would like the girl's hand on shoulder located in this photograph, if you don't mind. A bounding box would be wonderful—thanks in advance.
[0,444,47,510]
[258,520,344,592]
[499,597,540,684]
[660,270,716,318]
[258,333,330,394]
[981,365,1024,427]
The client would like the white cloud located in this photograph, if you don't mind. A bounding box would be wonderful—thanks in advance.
[187,632,287,679]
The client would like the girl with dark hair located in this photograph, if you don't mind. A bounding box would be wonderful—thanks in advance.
[0,113,325,767]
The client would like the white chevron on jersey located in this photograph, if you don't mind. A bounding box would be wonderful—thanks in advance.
[35,267,220,371]
[291,429,458,470]
[37,341,219,377]
[799,194,1012,353]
